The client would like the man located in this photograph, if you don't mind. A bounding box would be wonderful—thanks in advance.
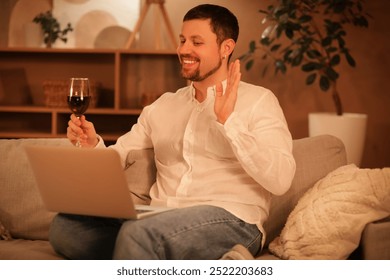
[50,4,296,260]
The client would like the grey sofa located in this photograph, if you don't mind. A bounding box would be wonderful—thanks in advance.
[0,135,389,259]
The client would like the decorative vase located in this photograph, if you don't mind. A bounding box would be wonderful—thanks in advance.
[308,112,367,166]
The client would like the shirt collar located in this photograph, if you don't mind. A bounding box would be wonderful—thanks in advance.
[190,80,228,101]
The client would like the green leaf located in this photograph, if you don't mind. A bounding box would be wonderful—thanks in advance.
[325,67,339,81]
[302,62,322,72]
[337,36,345,48]
[299,15,312,23]
[249,41,256,52]
[306,49,321,59]
[245,59,254,71]
[270,44,281,52]
[306,73,317,85]
[284,49,293,61]
[285,28,294,39]
[330,54,340,66]
[319,75,330,91]
[260,37,271,46]
[275,7,288,18]
[321,37,332,47]
[275,25,284,38]
[292,53,303,66]
[237,53,247,61]
[338,30,347,37]
[345,51,356,67]
[354,16,369,28]
[259,9,268,15]
[326,47,338,53]
[275,60,287,74]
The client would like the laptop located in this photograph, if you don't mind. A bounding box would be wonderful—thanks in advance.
[24,145,171,219]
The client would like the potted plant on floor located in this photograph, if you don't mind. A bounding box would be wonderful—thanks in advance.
[33,10,73,48]
[240,0,371,166]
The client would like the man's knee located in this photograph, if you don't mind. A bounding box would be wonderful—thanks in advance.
[113,220,161,259]
[49,214,121,259]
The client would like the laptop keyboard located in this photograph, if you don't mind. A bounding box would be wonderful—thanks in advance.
[136,209,153,214]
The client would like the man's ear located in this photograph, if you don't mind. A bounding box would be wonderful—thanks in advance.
[221,38,236,58]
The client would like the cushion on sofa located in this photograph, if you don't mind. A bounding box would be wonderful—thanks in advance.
[0,239,63,260]
[269,165,390,259]
[263,134,347,246]
[0,138,72,240]
[125,148,155,205]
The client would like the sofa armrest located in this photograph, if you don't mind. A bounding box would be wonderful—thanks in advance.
[361,216,390,259]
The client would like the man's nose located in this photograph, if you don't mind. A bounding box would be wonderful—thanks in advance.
[177,41,191,54]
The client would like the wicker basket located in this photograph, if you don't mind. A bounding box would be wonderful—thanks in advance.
[43,79,99,108]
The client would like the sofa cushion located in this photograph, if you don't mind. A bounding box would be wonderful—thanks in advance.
[268,165,390,259]
[124,149,155,205]
[0,138,72,240]
[263,135,347,246]
[0,239,63,260]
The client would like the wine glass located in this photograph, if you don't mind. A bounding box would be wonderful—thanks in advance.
[67,77,91,147]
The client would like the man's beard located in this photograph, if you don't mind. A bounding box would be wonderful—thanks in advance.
[180,56,223,82]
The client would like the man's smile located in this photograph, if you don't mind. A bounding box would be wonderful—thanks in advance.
[181,56,199,68]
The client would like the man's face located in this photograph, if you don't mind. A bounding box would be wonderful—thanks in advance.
[177,19,223,82]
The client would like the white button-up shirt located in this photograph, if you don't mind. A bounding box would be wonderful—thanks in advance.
[102,81,296,235]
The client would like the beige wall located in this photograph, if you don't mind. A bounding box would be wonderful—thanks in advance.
[1,0,389,168]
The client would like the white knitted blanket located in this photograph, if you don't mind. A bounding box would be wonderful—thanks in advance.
[269,164,390,259]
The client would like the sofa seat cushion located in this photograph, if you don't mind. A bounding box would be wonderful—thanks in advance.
[0,240,63,260]
[269,164,390,259]
[0,138,72,240]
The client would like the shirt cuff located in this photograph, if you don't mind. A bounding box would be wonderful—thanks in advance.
[95,134,106,148]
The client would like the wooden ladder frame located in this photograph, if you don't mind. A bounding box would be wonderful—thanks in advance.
[125,0,177,49]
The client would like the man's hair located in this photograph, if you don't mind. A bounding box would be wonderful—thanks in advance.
[183,4,239,46]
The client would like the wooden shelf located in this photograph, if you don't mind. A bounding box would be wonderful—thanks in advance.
[0,47,186,141]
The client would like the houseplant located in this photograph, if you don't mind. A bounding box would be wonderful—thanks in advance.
[240,0,371,165]
[33,10,73,48]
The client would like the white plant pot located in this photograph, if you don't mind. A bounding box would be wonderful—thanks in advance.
[308,112,367,166]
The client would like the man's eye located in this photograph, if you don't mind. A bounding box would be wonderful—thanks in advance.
[193,42,203,46]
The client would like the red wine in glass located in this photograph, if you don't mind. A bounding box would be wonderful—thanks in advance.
[67,78,90,147]
[67,95,91,116]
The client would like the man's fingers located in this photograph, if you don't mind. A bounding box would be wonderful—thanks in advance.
[68,118,82,134]
[216,82,223,97]
[227,60,240,87]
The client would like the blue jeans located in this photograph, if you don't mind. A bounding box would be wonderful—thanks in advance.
[49,205,262,260]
